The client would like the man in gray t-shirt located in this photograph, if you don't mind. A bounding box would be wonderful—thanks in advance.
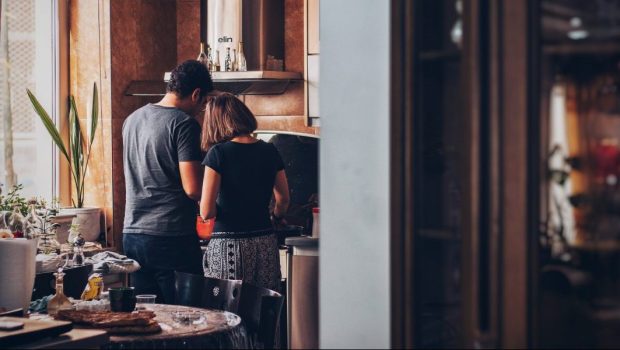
[122,60,213,303]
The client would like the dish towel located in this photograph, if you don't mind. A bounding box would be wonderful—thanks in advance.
[84,251,141,275]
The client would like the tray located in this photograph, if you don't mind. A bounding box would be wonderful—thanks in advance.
[0,317,73,347]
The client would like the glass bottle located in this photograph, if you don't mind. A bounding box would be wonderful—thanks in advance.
[224,47,232,72]
[232,48,237,71]
[67,221,80,245]
[47,268,73,316]
[197,42,208,67]
[0,211,12,238]
[214,49,221,72]
[207,46,214,72]
[72,233,86,266]
[237,42,247,72]
[8,206,25,238]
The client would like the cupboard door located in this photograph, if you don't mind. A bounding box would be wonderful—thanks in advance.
[411,0,469,347]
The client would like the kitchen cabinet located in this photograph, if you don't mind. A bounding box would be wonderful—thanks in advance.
[305,0,320,125]
[391,0,530,348]
[307,0,319,55]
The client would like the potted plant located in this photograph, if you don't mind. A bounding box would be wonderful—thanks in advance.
[26,83,102,242]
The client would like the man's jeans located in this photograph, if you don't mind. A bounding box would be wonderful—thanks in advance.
[123,233,203,304]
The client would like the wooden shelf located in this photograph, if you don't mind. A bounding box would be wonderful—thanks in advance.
[543,42,620,56]
[418,49,461,62]
[418,228,460,241]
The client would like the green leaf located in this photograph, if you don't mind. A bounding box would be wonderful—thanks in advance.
[69,95,83,205]
[26,89,70,162]
[89,83,99,146]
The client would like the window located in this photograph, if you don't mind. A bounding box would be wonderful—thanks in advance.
[0,0,59,200]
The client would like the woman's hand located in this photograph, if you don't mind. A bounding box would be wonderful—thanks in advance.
[271,213,288,230]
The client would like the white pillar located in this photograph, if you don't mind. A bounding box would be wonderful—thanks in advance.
[319,0,391,348]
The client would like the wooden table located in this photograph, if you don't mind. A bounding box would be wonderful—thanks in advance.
[104,304,246,349]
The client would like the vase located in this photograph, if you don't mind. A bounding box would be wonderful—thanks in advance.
[0,238,37,312]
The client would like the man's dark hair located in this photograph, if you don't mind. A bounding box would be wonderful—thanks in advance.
[166,60,213,98]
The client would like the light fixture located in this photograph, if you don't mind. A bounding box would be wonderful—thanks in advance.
[567,17,589,40]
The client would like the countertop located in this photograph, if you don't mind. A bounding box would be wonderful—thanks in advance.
[284,236,319,248]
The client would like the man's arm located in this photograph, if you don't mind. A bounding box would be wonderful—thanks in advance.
[179,161,204,201]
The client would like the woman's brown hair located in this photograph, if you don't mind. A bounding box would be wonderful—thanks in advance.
[201,92,258,151]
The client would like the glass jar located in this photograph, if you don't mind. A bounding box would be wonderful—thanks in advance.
[24,203,43,239]
[8,207,26,238]
[38,223,61,255]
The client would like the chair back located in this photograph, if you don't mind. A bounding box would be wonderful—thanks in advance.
[174,271,205,307]
[203,277,243,313]
[174,271,243,313]
[238,283,284,349]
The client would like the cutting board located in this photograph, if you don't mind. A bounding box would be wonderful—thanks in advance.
[0,317,73,347]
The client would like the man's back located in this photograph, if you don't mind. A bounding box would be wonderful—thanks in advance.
[122,103,202,236]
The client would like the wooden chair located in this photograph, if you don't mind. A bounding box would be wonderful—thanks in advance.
[174,271,242,313]
[174,271,205,307]
[203,276,243,312]
[238,283,285,349]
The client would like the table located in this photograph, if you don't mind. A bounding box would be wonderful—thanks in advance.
[104,304,247,349]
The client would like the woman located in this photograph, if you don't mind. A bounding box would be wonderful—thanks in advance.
[200,93,290,292]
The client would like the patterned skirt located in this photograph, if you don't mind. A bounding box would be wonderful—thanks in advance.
[203,229,281,292]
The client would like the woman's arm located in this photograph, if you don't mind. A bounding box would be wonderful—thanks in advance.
[272,170,290,219]
[200,166,221,220]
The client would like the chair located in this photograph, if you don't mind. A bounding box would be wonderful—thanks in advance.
[174,271,205,307]
[203,276,243,312]
[238,283,285,349]
[174,271,243,313]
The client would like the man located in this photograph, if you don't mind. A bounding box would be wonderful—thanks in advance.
[122,60,213,303]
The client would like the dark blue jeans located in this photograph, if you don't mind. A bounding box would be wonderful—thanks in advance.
[123,233,203,304]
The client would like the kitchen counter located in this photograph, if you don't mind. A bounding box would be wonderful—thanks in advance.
[284,236,319,248]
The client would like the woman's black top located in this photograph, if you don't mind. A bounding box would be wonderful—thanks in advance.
[202,140,285,232]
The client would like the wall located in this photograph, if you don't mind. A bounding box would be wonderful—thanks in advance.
[69,0,113,243]
[73,0,314,247]
[319,0,391,348]
[71,0,178,247]
[109,0,178,247]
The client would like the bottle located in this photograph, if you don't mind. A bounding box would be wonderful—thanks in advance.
[224,47,232,72]
[81,273,103,301]
[232,49,237,71]
[214,49,221,72]
[197,42,208,67]
[47,268,73,316]
[207,46,214,72]
[237,42,247,72]
[312,207,320,238]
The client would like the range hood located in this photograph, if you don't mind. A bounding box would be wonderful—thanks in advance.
[125,0,301,97]
[202,0,302,94]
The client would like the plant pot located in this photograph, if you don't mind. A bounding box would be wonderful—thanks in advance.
[49,213,77,244]
[59,207,101,242]
[0,238,37,312]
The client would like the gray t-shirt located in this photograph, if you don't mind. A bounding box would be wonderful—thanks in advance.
[122,104,202,236]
